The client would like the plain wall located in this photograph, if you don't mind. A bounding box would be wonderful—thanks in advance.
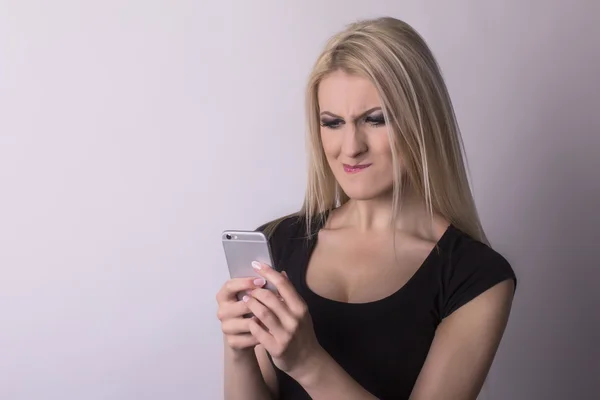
[1,1,598,399]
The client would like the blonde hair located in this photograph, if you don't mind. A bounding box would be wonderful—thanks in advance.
[267,16,488,245]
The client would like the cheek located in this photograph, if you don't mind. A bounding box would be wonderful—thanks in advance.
[370,133,394,163]
[320,132,339,158]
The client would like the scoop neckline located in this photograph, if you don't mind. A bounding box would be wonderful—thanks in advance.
[299,222,455,307]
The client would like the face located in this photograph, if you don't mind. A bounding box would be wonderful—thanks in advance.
[318,70,395,201]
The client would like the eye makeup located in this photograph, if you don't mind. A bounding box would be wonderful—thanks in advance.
[364,111,385,127]
[320,117,345,129]
[319,108,387,129]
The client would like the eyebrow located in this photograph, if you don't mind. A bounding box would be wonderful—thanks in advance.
[319,107,382,122]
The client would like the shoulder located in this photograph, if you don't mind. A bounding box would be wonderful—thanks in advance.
[446,226,513,272]
[255,212,307,270]
[439,225,517,319]
[256,212,305,241]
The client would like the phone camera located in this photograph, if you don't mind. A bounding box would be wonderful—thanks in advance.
[225,234,232,240]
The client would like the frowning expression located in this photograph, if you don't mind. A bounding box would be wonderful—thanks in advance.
[318,70,395,200]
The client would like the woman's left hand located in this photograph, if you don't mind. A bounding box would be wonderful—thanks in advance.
[243,261,324,380]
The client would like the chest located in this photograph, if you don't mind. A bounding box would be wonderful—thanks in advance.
[305,230,435,304]
[274,227,445,400]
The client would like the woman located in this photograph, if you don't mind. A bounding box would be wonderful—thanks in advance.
[216,16,517,400]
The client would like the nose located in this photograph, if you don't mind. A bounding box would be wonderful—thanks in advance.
[341,124,367,158]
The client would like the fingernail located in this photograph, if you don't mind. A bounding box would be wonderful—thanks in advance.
[253,278,266,286]
[251,261,262,270]
[242,295,249,303]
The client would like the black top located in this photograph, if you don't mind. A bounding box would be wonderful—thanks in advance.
[258,214,517,400]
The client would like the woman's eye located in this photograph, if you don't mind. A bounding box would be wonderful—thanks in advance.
[320,119,344,129]
[365,114,386,127]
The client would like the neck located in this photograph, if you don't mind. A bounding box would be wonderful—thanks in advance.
[337,186,433,233]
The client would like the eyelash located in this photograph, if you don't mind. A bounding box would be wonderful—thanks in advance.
[320,119,344,129]
[365,115,385,127]
[320,115,386,129]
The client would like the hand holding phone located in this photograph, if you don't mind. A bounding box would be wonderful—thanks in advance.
[217,230,278,351]
[221,230,278,299]
[215,276,265,351]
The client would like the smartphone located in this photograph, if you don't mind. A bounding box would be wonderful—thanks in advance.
[222,230,278,300]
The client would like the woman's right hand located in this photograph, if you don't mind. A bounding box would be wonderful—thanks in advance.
[216,277,267,352]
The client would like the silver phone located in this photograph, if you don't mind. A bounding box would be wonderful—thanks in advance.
[222,230,278,299]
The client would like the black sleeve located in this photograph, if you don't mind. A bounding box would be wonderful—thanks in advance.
[442,241,517,319]
[255,214,303,272]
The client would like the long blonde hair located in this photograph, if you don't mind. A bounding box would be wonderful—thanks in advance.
[268,17,488,245]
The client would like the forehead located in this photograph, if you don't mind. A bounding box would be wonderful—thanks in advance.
[317,70,381,114]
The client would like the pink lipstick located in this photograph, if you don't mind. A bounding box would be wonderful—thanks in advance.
[343,163,372,173]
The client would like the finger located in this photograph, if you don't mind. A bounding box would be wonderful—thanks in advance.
[217,300,251,321]
[251,262,306,315]
[224,333,260,350]
[280,272,289,300]
[248,317,278,352]
[243,294,287,337]
[250,288,297,332]
[221,317,253,335]
[216,277,267,303]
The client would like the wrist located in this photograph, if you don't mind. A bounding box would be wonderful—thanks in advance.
[224,339,257,362]
[291,346,330,388]
[230,347,256,361]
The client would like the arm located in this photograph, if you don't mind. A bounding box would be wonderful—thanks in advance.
[293,348,380,399]
[223,343,278,400]
[256,345,279,399]
[216,278,279,400]
[409,279,515,400]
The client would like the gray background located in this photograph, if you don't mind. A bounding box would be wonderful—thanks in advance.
[1,0,598,399]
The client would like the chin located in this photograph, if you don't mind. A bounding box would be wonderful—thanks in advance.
[345,193,378,201]
[339,185,391,201]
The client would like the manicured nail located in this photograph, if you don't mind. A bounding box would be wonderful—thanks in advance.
[251,261,262,270]
[253,278,266,286]
[242,295,249,303]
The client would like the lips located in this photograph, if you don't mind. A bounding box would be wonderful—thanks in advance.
[343,163,372,173]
